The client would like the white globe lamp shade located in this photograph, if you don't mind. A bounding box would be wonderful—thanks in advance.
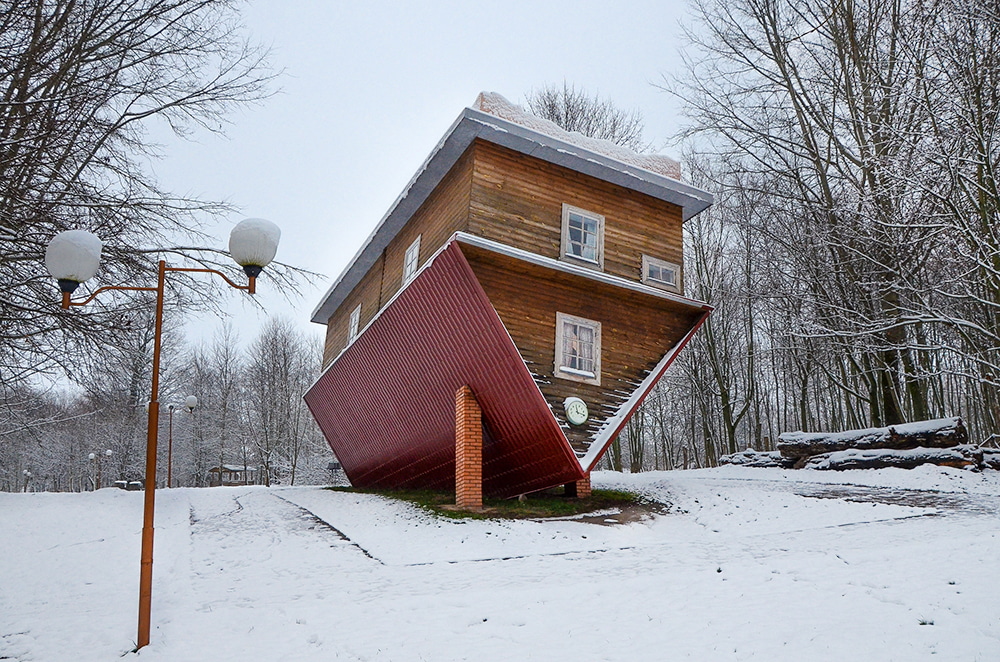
[45,230,103,293]
[185,395,198,411]
[229,218,280,278]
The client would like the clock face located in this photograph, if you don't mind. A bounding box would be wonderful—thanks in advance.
[564,397,589,426]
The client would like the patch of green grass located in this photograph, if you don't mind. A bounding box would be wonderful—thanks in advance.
[326,486,642,520]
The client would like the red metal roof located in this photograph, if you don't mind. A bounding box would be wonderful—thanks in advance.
[304,242,584,499]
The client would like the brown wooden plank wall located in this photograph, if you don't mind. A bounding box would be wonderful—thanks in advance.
[377,148,475,307]
[467,140,685,286]
[462,244,704,455]
[322,252,385,368]
[323,138,687,368]
[322,148,476,366]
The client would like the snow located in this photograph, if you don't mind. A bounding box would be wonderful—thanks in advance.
[228,217,280,268]
[803,445,981,470]
[474,92,683,180]
[44,229,102,282]
[779,416,964,447]
[2,466,1000,661]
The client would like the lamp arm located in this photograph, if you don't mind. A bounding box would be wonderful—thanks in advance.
[63,285,158,309]
[166,266,255,294]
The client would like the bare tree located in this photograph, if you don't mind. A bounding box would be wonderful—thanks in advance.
[525,82,650,152]
[182,324,244,486]
[622,0,1000,470]
[0,0,284,388]
[243,318,325,486]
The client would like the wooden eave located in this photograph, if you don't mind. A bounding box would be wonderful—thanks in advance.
[310,107,714,325]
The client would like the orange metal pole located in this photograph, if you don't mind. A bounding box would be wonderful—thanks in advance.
[59,259,258,650]
[137,260,166,650]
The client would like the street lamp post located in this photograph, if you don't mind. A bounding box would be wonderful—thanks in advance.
[88,448,113,490]
[45,218,280,650]
[167,395,198,488]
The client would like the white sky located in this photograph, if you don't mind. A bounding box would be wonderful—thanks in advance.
[153,0,693,347]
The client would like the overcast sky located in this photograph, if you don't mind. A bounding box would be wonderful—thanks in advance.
[153,0,694,347]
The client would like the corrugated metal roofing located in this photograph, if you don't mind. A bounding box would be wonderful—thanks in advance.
[304,241,584,499]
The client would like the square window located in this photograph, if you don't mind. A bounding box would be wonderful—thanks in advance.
[561,205,604,268]
[642,255,681,292]
[403,235,421,284]
[348,304,361,342]
[554,312,601,386]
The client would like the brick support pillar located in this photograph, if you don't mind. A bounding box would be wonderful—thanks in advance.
[455,385,483,510]
[566,472,592,499]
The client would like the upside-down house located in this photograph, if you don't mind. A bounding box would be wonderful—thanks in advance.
[304,93,713,499]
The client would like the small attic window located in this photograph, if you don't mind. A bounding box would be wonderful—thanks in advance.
[561,205,604,269]
[403,235,421,284]
[348,304,361,342]
[642,255,681,292]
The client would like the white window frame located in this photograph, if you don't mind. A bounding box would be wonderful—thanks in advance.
[642,255,681,292]
[560,204,605,270]
[403,234,421,284]
[554,312,601,386]
[348,304,361,342]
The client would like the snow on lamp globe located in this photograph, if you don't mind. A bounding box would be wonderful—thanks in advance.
[44,229,103,307]
[229,218,281,293]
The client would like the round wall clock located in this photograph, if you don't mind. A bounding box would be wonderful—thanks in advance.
[564,397,589,426]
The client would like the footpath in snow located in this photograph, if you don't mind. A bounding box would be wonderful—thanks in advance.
[1,466,998,661]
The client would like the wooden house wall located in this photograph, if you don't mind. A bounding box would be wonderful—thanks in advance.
[461,243,704,455]
[467,140,684,286]
[322,252,384,368]
[323,138,688,369]
[377,148,476,306]
[322,148,475,366]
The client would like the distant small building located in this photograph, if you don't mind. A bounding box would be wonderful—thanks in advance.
[207,465,258,487]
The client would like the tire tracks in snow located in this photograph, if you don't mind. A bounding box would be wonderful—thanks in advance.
[269,492,385,564]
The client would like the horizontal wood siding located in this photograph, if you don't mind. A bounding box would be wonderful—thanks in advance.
[461,243,704,455]
[468,140,684,287]
[322,148,475,365]
[323,253,385,368]
[323,139,688,368]
[378,147,475,306]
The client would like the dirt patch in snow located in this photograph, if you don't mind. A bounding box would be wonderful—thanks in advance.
[795,484,1000,516]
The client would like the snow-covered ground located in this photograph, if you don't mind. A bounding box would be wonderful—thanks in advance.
[2,466,999,661]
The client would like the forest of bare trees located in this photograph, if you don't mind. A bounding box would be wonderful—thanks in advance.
[602,0,1000,471]
[6,0,999,491]
[0,319,329,492]
[0,1,332,492]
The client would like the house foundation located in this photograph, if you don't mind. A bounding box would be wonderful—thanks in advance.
[565,473,591,498]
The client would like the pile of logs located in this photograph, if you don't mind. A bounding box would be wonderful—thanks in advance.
[717,448,789,469]
[721,417,995,471]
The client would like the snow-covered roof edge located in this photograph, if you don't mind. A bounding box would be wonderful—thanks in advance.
[311,97,714,325]
[474,92,681,179]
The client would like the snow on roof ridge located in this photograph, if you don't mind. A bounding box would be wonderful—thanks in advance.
[473,91,682,180]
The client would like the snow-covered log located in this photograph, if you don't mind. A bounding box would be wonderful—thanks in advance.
[777,417,967,462]
[983,448,1000,471]
[719,448,790,468]
[802,445,983,471]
